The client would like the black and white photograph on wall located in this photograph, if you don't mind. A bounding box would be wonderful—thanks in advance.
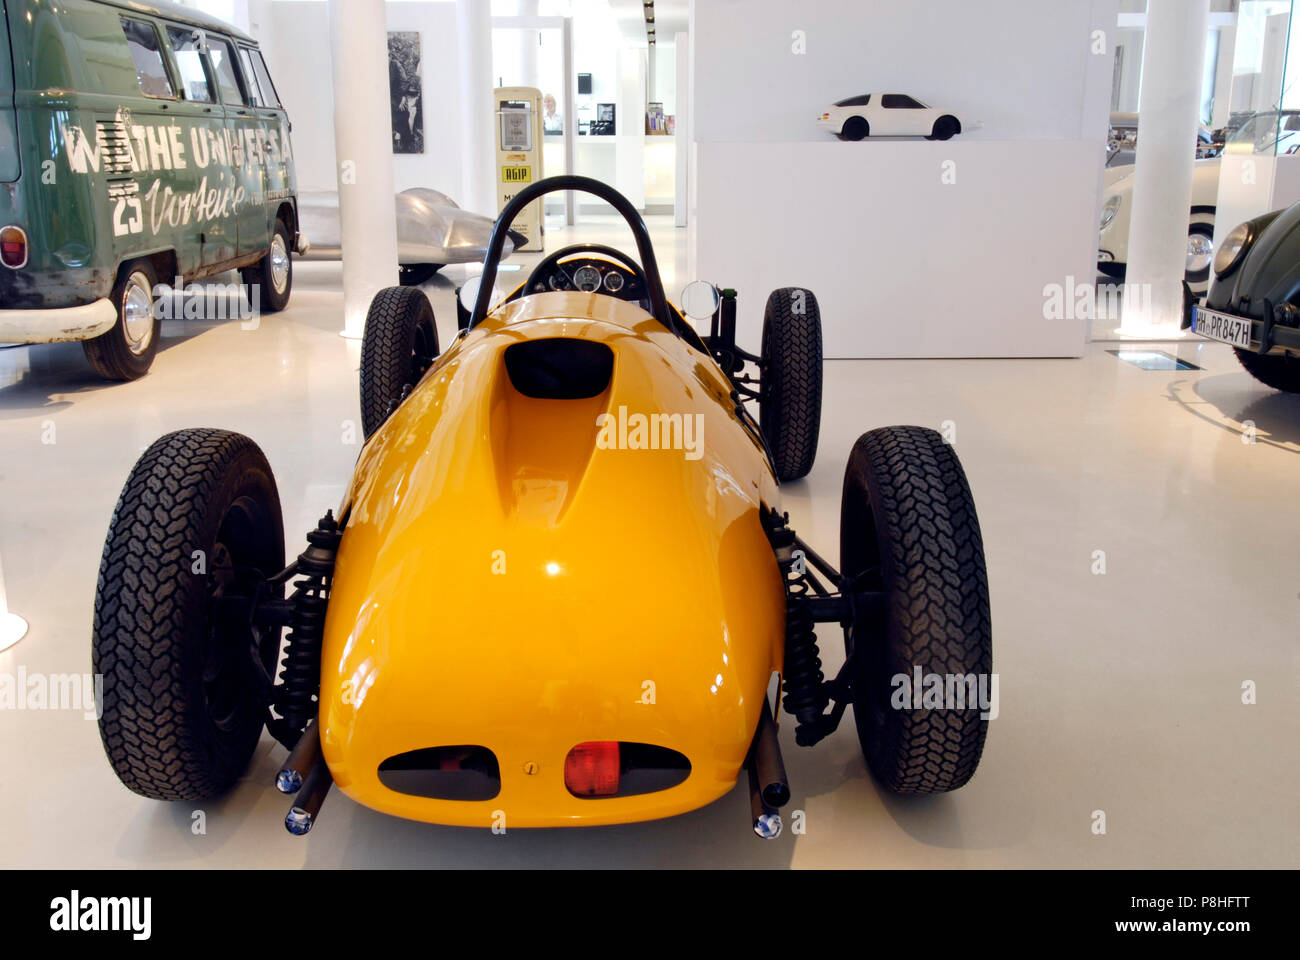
[387,31,423,154]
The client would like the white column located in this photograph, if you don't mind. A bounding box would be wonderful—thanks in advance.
[0,549,28,653]
[458,0,497,217]
[674,30,688,227]
[517,0,540,90]
[1121,0,1209,336]
[563,16,576,225]
[615,44,647,210]
[329,0,398,339]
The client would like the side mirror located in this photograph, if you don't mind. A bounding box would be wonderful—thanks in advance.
[679,280,720,322]
[458,275,505,323]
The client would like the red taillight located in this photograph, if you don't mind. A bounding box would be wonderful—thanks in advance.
[564,741,620,797]
[0,225,26,269]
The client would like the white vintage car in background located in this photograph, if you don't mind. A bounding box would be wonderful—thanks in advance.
[817,93,964,141]
[1097,158,1220,295]
[1097,111,1300,295]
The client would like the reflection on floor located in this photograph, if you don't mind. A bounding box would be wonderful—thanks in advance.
[0,215,1296,868]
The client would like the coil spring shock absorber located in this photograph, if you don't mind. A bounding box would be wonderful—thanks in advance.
[276,511,342,738]
[765,512,831,746]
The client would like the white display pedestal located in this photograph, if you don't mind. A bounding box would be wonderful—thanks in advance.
[693,139,1100,358]
[0,550,27,653]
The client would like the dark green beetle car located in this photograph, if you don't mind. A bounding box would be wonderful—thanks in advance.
[0,0,303,379]
[1193,200,1300,392]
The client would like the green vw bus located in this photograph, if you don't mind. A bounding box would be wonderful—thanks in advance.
[0,0,303,379]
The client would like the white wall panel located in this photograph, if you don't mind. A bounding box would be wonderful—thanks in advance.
[695,140,1100,358]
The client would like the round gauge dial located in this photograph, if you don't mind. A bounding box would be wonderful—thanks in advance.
[573,265,602,292]
[602,270,625,293]
[548,272,569,291]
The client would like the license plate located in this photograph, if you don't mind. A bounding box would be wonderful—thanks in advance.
[1193,306,1254,348]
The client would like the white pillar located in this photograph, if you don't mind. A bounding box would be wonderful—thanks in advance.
[329,0,398,339]
[458,0,497,217]
[615,44,646,210]
[517,0,540,90]
[0,549,28,653]
[674,30,688,227]
[1121,0,1209,336]
[563,16,576,225]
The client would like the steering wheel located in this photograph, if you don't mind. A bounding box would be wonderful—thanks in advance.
[469,175,683,337]
[526,243,647,295]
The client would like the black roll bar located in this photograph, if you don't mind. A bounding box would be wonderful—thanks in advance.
[468,175,678,336]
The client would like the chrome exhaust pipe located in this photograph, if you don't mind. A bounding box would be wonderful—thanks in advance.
[752,699,790,809]
[748,761,783,839]
[746,699,789,839]
[276,718,321,794]
[284,757,332,836]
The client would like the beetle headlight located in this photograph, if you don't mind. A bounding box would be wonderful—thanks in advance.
[1213,222,1251,278]
[1099,195,1122,230]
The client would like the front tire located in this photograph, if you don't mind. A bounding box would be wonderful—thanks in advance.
[759,287,822,481]
[1234,349,1300,392]
[841,116,869,141]
[240,217,293,314]
[82,259,160,381]
[841,426,991,794]
[360,286,439,439]
[94,429,285,801]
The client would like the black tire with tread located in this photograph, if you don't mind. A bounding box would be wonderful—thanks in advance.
[360,286,439,439]
[93,429,285,801]
[83,259,160,381]
[841,426,991,795]
[928,115,960,141]
[760,287,822,481]
[842,116,869,141]
[1234,348,1300,392]
[240,217,292,313]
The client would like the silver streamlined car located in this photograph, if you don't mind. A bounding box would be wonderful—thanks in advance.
[297,188,527,285]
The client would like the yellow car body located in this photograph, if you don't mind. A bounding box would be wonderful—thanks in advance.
[318,291,787,827]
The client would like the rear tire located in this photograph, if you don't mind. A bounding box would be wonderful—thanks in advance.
[94,429,285,801]
[928,115,960,141]
[1234,349,1300,392]
[841,116,869,141]
[83,259,160,381]
[240,217,293,314]
[360,286,440,439]
[760,287,822,481]
[841,426,991,794]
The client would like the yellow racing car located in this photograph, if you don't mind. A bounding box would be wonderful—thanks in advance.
[92,176,992,839]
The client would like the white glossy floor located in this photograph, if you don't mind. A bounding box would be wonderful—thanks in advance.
[0,215,1296,868]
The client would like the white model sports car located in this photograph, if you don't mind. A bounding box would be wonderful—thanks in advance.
[818,93,963,141]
